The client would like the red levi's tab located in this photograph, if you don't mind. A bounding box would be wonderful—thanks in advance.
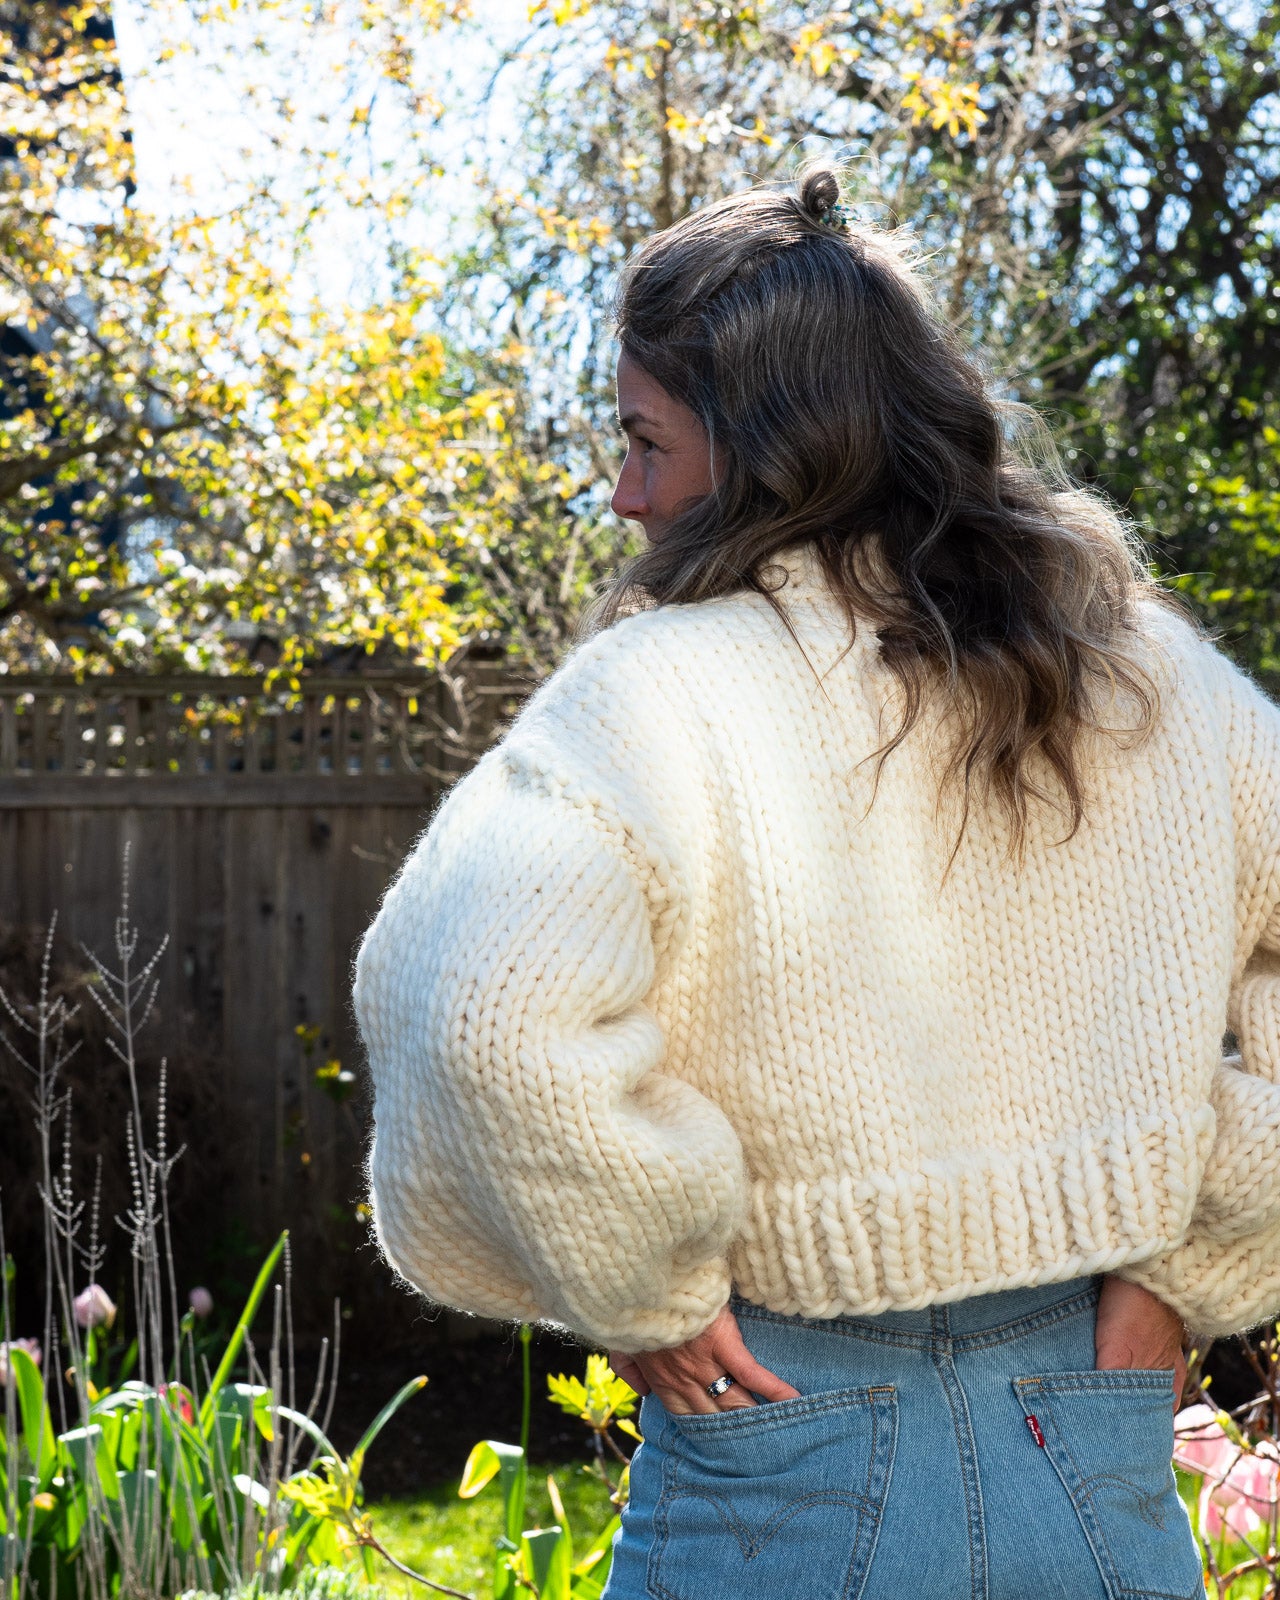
[1025,1413,1046,1448]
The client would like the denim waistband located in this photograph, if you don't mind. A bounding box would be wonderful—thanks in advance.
[730,1274,1103,1350]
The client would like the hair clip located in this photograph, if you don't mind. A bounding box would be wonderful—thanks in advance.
[822,201,853,232]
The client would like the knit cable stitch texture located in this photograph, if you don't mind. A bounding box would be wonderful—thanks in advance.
[354,546,1280,1349]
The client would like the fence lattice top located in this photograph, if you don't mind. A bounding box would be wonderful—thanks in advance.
[0,665,513,786]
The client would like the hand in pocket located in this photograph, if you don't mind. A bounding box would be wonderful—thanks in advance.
[1095,1275,1188,1407]
[610,1303,802,1415]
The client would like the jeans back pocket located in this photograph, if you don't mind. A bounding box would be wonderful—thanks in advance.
[648,1386,897,1600]
[1013,1370,1201,1600]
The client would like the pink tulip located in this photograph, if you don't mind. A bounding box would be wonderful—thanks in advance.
[1174,1405,1237,1476]
[73,1284,116,1330]
[188,1286,213,1318]
[0,1338,41,1387]
[1201,1450,1280,1542]
[1174,1404,1280,1542]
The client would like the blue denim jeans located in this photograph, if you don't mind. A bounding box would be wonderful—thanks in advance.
[601,1275,1201,1600]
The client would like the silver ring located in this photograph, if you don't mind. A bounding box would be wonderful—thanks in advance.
[706,1374,735,1399]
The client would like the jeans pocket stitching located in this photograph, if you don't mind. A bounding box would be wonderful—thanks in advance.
[667,1477,880,1557]
[667,1384,896,1440]
[951,1284,1102,1353]
[1074,1471,1177,1531]
[647,1388,897,1600]
[1017,1370,1175,1393]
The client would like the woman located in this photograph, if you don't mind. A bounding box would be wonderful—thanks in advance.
[354,169,1280,1599]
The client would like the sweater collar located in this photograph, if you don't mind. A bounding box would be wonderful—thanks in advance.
[759,538,894,607]
[759,541,831,601]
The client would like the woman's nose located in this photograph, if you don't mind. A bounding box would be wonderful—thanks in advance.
[611,455,649,522]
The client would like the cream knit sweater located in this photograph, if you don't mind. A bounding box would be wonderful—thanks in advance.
[354,546,1280,1350]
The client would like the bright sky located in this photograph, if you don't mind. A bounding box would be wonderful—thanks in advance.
[110,0,529,229]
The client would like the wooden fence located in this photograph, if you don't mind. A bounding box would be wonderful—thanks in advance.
[0,660,519,1311]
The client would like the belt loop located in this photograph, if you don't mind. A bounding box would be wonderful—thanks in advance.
[930,1303,951,1344]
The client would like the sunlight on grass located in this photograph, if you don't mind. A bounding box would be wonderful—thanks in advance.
[370,1463,619,1595]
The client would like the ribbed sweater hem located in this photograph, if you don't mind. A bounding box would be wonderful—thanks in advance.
[729,1105,1217,1318]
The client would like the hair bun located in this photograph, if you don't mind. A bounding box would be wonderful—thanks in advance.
[799,168,841,223]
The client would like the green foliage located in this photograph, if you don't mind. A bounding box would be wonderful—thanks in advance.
[371,1473,615,1600]
[0,868,446,1600]
[179,1570,387,1600]
[1186,420,1280,681]
[256,1336,636,1600]
[546,1354,640,1445]
[0,0,510,677]
[0,1235,425,1599]
[455,1436,620,1600]
[276,1377,429,1583]
[439,1346,636,1600]
[196,1234,286,1434]
[1013,3,1280,690]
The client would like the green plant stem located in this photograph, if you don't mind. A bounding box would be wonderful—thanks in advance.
[358,1530,477,1599]
[198,1230,287,1432]
[519,1324,531,1459]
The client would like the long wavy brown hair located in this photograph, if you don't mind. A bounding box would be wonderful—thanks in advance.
[596,166,1186,852]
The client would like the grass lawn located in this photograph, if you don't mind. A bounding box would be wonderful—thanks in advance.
[368,1461,620,1596]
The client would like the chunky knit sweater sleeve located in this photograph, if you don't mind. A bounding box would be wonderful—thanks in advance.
[1117,651,1280,1335]
[353,621,745,1352]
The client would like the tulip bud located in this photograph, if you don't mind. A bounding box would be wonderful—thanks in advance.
[0,1338,41,1387]
[73,1284,117,1330]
